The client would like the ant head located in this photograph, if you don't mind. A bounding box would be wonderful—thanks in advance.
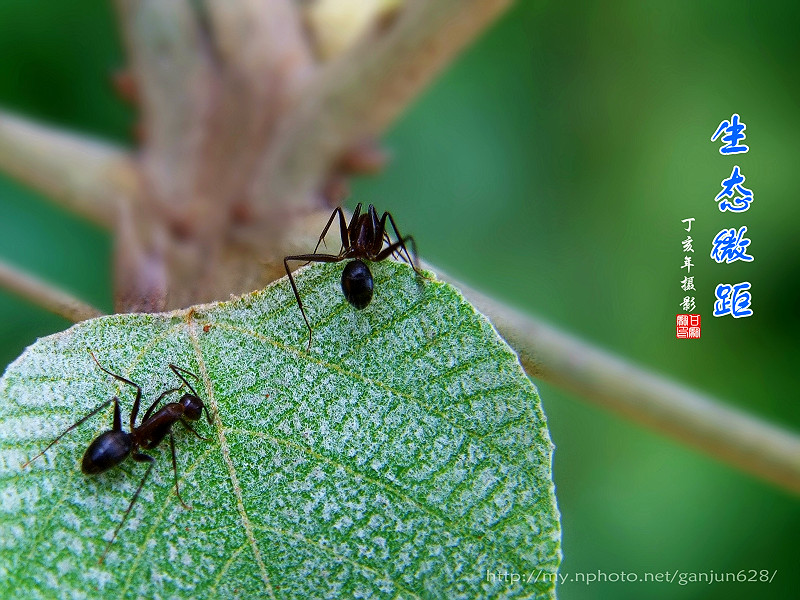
[82,430,133,475]
[341,259,373,309]
[168,364,212,423]
[179,393,205,422]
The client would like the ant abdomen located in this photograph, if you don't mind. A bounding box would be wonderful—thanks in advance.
[81,431,133,475]
[284,203,420,348]
[341,259,373,309]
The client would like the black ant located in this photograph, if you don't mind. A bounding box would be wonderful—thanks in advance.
[22,351,212,562]
[284,203,422,348]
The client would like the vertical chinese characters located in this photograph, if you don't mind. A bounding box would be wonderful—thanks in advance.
[676,217,700,338]
[681,218,696,276]
[710,114,753,319]
[710,113,749,155]
[710,226,753,264]
[716,165,753,212]
[713,283,753,318]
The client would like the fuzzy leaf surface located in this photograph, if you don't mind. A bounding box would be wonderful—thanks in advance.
[0,261,560,599]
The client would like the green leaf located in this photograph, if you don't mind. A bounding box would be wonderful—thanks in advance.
[0,261,561,599]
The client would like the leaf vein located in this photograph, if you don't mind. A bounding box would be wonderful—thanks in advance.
[187,320,277,600]
[212,323,537,485]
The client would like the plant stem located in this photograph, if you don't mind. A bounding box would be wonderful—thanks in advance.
[0,110,135,227]
[252,0,512,212]
[449,275,800,496]
[0,259,104,323]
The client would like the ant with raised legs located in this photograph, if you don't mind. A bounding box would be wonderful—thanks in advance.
[284,203,423,349]
[22,351,213,562]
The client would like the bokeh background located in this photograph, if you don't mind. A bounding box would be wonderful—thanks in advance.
[1,2,798,598]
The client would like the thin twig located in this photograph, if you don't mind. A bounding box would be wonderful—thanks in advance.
[0,259,104,322]
[251,0,512,212]
[443,273,800,496]
[0,110,136,227]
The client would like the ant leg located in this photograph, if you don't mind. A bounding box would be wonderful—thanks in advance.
[21,398,116,468]
[89,351,143,433]
[381,230,405,261]
[313,207,350,255]
[382,212,419,272]
[406,237,423,276]
[375,236,417,266]
[141,386,182,423]
[347,202,363,231]
[367,204,380,235]
[168,432,191,510]
[284,254,344,350]
[180,419,210,442]
[376,236,430,285]
[99,454,154,564]
[112,397,122,431]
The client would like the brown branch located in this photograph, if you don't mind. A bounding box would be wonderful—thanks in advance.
[193,0,315,231]
[0,109,136,227]
[107,1,514,307]
[205,0,313,87]
[114,0,216,212]
[111,1,317,310]
[250,0,512,214]
[0,259,104,322]
[446,275,800,496]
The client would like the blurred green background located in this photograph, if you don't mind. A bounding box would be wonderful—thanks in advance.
[0,1,798,598]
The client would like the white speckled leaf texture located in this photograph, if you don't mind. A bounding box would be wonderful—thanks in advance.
[0,261,561,599]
